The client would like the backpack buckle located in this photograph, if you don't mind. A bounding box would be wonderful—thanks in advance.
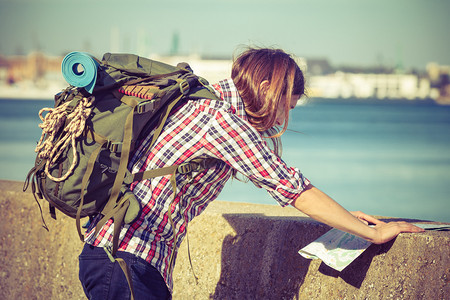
[179,80,190,96]
[177,160,205,175]
[136,102,155,114]
[105,141,122,153]
[177,163,193,175]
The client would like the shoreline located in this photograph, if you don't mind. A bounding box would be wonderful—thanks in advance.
[0,81,445,104]
[0,93,441,104]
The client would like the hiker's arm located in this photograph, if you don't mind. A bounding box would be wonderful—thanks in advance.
[291,186,424,244]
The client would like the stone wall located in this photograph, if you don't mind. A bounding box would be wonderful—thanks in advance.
[0,180,448,299]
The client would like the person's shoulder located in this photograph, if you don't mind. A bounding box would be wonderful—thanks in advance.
[190,97,236,115]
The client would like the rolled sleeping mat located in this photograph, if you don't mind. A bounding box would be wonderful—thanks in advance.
[61,51,100,94]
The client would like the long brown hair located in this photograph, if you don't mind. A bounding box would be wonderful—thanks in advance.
[231,47,305,155]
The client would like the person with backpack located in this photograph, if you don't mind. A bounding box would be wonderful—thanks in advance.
[78,47,424,299]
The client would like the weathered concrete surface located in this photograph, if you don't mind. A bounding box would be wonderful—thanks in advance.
[0,180,449,299]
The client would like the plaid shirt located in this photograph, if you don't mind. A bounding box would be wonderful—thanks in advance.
[85,79,311,292]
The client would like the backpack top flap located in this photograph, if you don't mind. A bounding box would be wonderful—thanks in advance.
[102,53,178,74]
[97,53,184,87]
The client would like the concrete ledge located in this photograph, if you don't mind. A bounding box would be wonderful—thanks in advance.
[0,180,448,299]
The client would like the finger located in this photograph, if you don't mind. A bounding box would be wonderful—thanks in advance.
[400,223,425,233]
[359,214,385,225]
[373,222,424,244]
[390,222,425,233]
[359,219,369,225]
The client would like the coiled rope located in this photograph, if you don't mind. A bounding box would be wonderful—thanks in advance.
[35,96,95,182]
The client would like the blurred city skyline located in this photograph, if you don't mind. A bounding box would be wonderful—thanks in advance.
[1,0,449,71]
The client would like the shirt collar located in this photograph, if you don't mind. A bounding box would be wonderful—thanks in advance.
[213,79,248,121]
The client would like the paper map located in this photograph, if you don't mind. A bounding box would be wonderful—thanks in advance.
[298,223,449,271]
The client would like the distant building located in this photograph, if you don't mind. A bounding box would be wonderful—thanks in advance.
[309,72,431,100]
[2,52,62,84]
[149,54,232,84]
[0,52,448,103]
[0,53,65,99]
[305,58,334,76]
[427,63,450,104]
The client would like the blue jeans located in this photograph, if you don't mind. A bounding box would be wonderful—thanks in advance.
[79,244,170,300]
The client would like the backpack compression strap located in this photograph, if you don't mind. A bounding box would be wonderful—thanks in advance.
[132,157,218,278]
[74,94,140,244]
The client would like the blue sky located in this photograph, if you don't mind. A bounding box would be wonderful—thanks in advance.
[1,0,449,70]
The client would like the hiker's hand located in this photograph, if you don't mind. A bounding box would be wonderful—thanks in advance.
[350,211,385,225]
[369,221,425,244]
[350,211,425,244]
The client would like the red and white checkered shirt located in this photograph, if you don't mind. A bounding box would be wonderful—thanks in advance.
[85,79,311,292]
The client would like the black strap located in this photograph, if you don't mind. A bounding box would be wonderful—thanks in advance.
[93,69,189,94]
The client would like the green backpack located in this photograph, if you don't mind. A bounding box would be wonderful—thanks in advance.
[24,52,220,260]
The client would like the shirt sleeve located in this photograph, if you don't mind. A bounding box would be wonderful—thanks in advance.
[202,108,311,207]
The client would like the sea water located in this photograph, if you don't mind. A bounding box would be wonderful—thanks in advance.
[1,98,449,222]
[220,98,450,222]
